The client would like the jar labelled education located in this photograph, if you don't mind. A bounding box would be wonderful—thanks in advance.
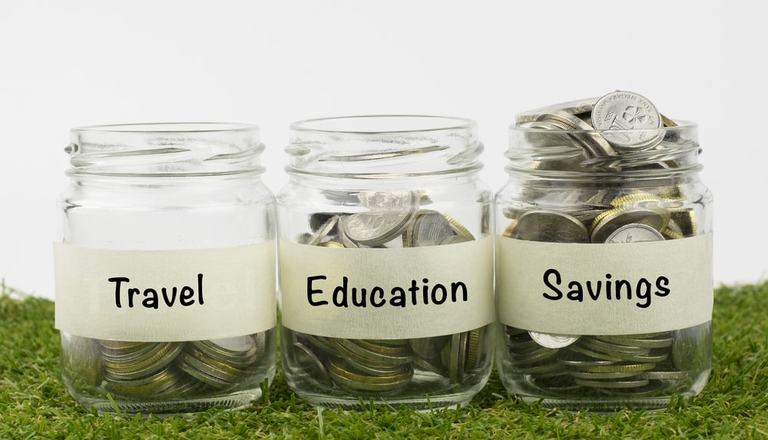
[278,116,495,409]
[55,123,277,414]
[495,92,713,410]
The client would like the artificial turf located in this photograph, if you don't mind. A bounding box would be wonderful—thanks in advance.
[0,283,766,439]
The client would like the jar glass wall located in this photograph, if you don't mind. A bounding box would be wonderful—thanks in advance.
[495,117,713,410]
[57,123,276,414]
[277,116,494,409]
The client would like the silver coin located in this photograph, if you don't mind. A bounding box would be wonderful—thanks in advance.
[569,370,642,380]
[529,331,580,349]
[638,370,690,381]
[515,97,599,125]
[574,377,650,389]
[510,210,589,243]
[592,90,662,148]
[337,224,359,248]
[605,223,666,243]
[340,211,412,246]
[307,215,339,246]
[534,111,617,158]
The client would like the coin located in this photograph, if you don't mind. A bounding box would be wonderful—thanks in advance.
[569,370,642,380]
[341,211,412,246]
[447,332,468,384]
[444,214,475,240]
[574,378,650,389]
[670,208,697,236]
[638,370,690,380]
[403,210,456,247]
[515,97,599,125]
[465,329,483,370]
[103,342,184,380]
[535,111,617,158]
[604,223,665,243]
[327,359,412,393]
[596,335,672,349]
[292,342,329,383]
[609,192,663,209]
[529,331,580,349]
[307,216,339,245]
[592,90,662,148]
[591,207,669,243]
[510,210,589,243]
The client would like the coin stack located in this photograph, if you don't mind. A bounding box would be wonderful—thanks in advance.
[287,190,487,394]
[65,333,269,400]
[501,91,708,397]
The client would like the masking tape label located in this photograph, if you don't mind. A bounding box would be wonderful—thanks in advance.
[54,242,276,341]
[496,234,713,335]
[280,237,494,339]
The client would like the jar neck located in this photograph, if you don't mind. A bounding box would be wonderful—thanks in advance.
[505,122,702,182]
[288,167,483,191]
[504,169,703,190]
[67,123,264,177]
[285,115,483,178]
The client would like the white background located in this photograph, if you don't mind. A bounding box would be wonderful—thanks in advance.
[0,0,764,299]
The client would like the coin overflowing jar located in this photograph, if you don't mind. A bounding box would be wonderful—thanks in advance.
[55,123,277,414]
[278,116,495,409]
[495,92,713,410]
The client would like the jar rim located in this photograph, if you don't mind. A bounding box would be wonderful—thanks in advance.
[286,115,482,178]
[72,122,259,135]
[68,122,264,177]
[508,120,697,135]
[290,115,476,135]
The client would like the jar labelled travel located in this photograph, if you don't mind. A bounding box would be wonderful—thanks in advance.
[55,123,277,414]
[278,116,494,409]
[495,92,713,410]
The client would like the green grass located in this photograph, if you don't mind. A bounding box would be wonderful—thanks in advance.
[1,283,766,440]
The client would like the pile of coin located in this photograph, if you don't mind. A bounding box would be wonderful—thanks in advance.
[513,90,696,172]
[298,191,476,249]
[502,326,709,397]
[65,333,268,400]
[288,329,485,394]
[288,190,487,394]
[500,91,706,397]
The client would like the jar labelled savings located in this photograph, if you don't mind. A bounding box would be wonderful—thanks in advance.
[495,92,713,411]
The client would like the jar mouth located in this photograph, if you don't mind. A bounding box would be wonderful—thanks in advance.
[73,122,260,134]
[506,120,701,177]
[290,115,475,135]
[287,115,482,178]
[68,122,264,177]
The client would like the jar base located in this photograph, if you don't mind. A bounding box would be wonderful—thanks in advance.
[503,368,710,412]
[517,395,673,411]
[70,388,263,415]
[294,390,476,411]
[64,367,276,415]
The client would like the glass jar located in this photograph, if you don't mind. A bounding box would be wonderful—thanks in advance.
[495,114,713,410]
[55,123,277,414]
[277,115,495,409]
